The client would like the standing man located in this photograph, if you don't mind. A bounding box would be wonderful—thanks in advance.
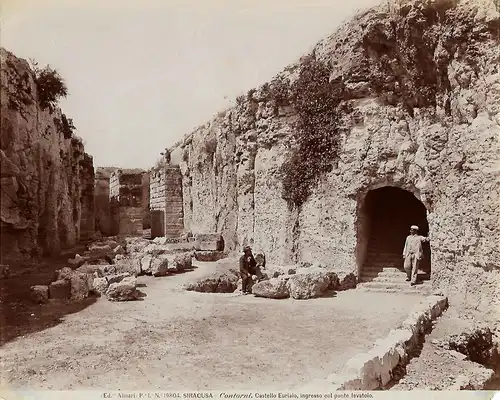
[239,246,264,294]
[403,225,430,286]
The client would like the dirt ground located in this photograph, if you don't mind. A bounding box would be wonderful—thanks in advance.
[1,257,426,390]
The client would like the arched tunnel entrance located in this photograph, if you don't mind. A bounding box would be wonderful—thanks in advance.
[357,186,431,282]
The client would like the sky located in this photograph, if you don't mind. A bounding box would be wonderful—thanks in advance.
[1,0,381,169]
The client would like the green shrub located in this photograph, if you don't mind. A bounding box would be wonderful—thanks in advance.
[30,60,68,111]
[54,113,76,139]
[279,56,347,209]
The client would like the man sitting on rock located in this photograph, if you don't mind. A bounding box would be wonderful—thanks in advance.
[403,225,430,286]
[239,246,265,294]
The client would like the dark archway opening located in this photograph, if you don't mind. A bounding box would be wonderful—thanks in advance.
[357,186,431,282]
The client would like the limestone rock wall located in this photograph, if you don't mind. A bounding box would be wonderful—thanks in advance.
[169,0,500,318]
[0,47,95,265]
[94,167,116,236]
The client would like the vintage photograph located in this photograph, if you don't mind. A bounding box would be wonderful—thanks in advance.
[0,0,499,393]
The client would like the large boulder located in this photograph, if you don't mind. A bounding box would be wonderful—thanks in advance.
[169,252,192,272]
[30,285,49,304]
[107,272,131,285]
[113,258,141,277]
[57,267,94,301]
[140,254,153,274]
[68,254,86,268]
[48,279,71,299]
[113,245,126,255]
[185,277,220,293]
[150,256,169,277]
[287,270,337,299]
[334,271,357,291]
[194,250,226,262]
[76,264,105,276]
[93,277,109,295]
[88,244,113,258]
[215,273,239,293]
[143,243,194,256]
[106,277,140,301]
[124,237,151,253]
[97,264,117,276]
[252,278,289,299]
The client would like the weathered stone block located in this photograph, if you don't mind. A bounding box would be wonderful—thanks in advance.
[57,267,93,300]
[106,277,140,301]
[140,254,153,274]
[49,279,71,299]
[193,233,224,251]
[107,272,131,284]
[287,270,334,299]
[252,278,289,299]
[30,285,49,304]
[194,250,225,262]
[68,254,86,268]
[151,256,169,277]
[93,277,109,295]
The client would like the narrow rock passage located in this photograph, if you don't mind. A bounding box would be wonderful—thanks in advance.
[0,260,425,390]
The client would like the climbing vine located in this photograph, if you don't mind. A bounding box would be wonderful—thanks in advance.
[279,56,349,210]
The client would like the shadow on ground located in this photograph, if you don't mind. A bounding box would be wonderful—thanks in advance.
[0,244,97,347]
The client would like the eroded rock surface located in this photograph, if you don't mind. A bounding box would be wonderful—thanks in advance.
[0,48,95,267]
[167,0,500,317]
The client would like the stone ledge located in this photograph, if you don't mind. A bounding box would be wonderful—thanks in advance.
[296,295,449,391]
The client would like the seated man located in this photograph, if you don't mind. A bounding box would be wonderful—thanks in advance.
[239,246,264,294]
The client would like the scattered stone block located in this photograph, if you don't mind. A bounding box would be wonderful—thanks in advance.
[334,271,357,291]
[98,264,117,276]
[193,233,224,251]
[140,254,153,274]
[93,277,109,295]
[194,250,225,262]
[287,270,334,299]
[106,277,140,302]
[68,254,86,268]
[30,285,49,304]
[185,276,221,292]
[171,252,192,272]
[252,278,289,299]
[57,267,94,301]
[151,257,169,277]
[76,264,104,276]
[49,279,71,299]
[107,273,131,285]
[113,245,126,255]
[215,274,239,293]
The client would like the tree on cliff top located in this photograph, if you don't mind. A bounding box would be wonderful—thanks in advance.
[29,59,68,111]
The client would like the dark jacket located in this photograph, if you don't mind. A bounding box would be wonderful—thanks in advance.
[239,254,256,275]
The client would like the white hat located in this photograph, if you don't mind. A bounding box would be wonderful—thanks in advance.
[410,225,419,230]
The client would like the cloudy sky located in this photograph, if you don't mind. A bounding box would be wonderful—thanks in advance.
[2,0,380,169]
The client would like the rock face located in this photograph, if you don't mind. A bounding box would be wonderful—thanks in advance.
[0,47,95,266]
[166,0,500,318]
[94,167,116,236]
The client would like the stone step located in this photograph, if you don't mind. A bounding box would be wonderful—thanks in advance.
[363,267,403,273]
[357,287,432,295]
[358,280,432,291]
[362,275,430,284]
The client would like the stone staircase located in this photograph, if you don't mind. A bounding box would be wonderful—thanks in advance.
[358,242,432,295]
